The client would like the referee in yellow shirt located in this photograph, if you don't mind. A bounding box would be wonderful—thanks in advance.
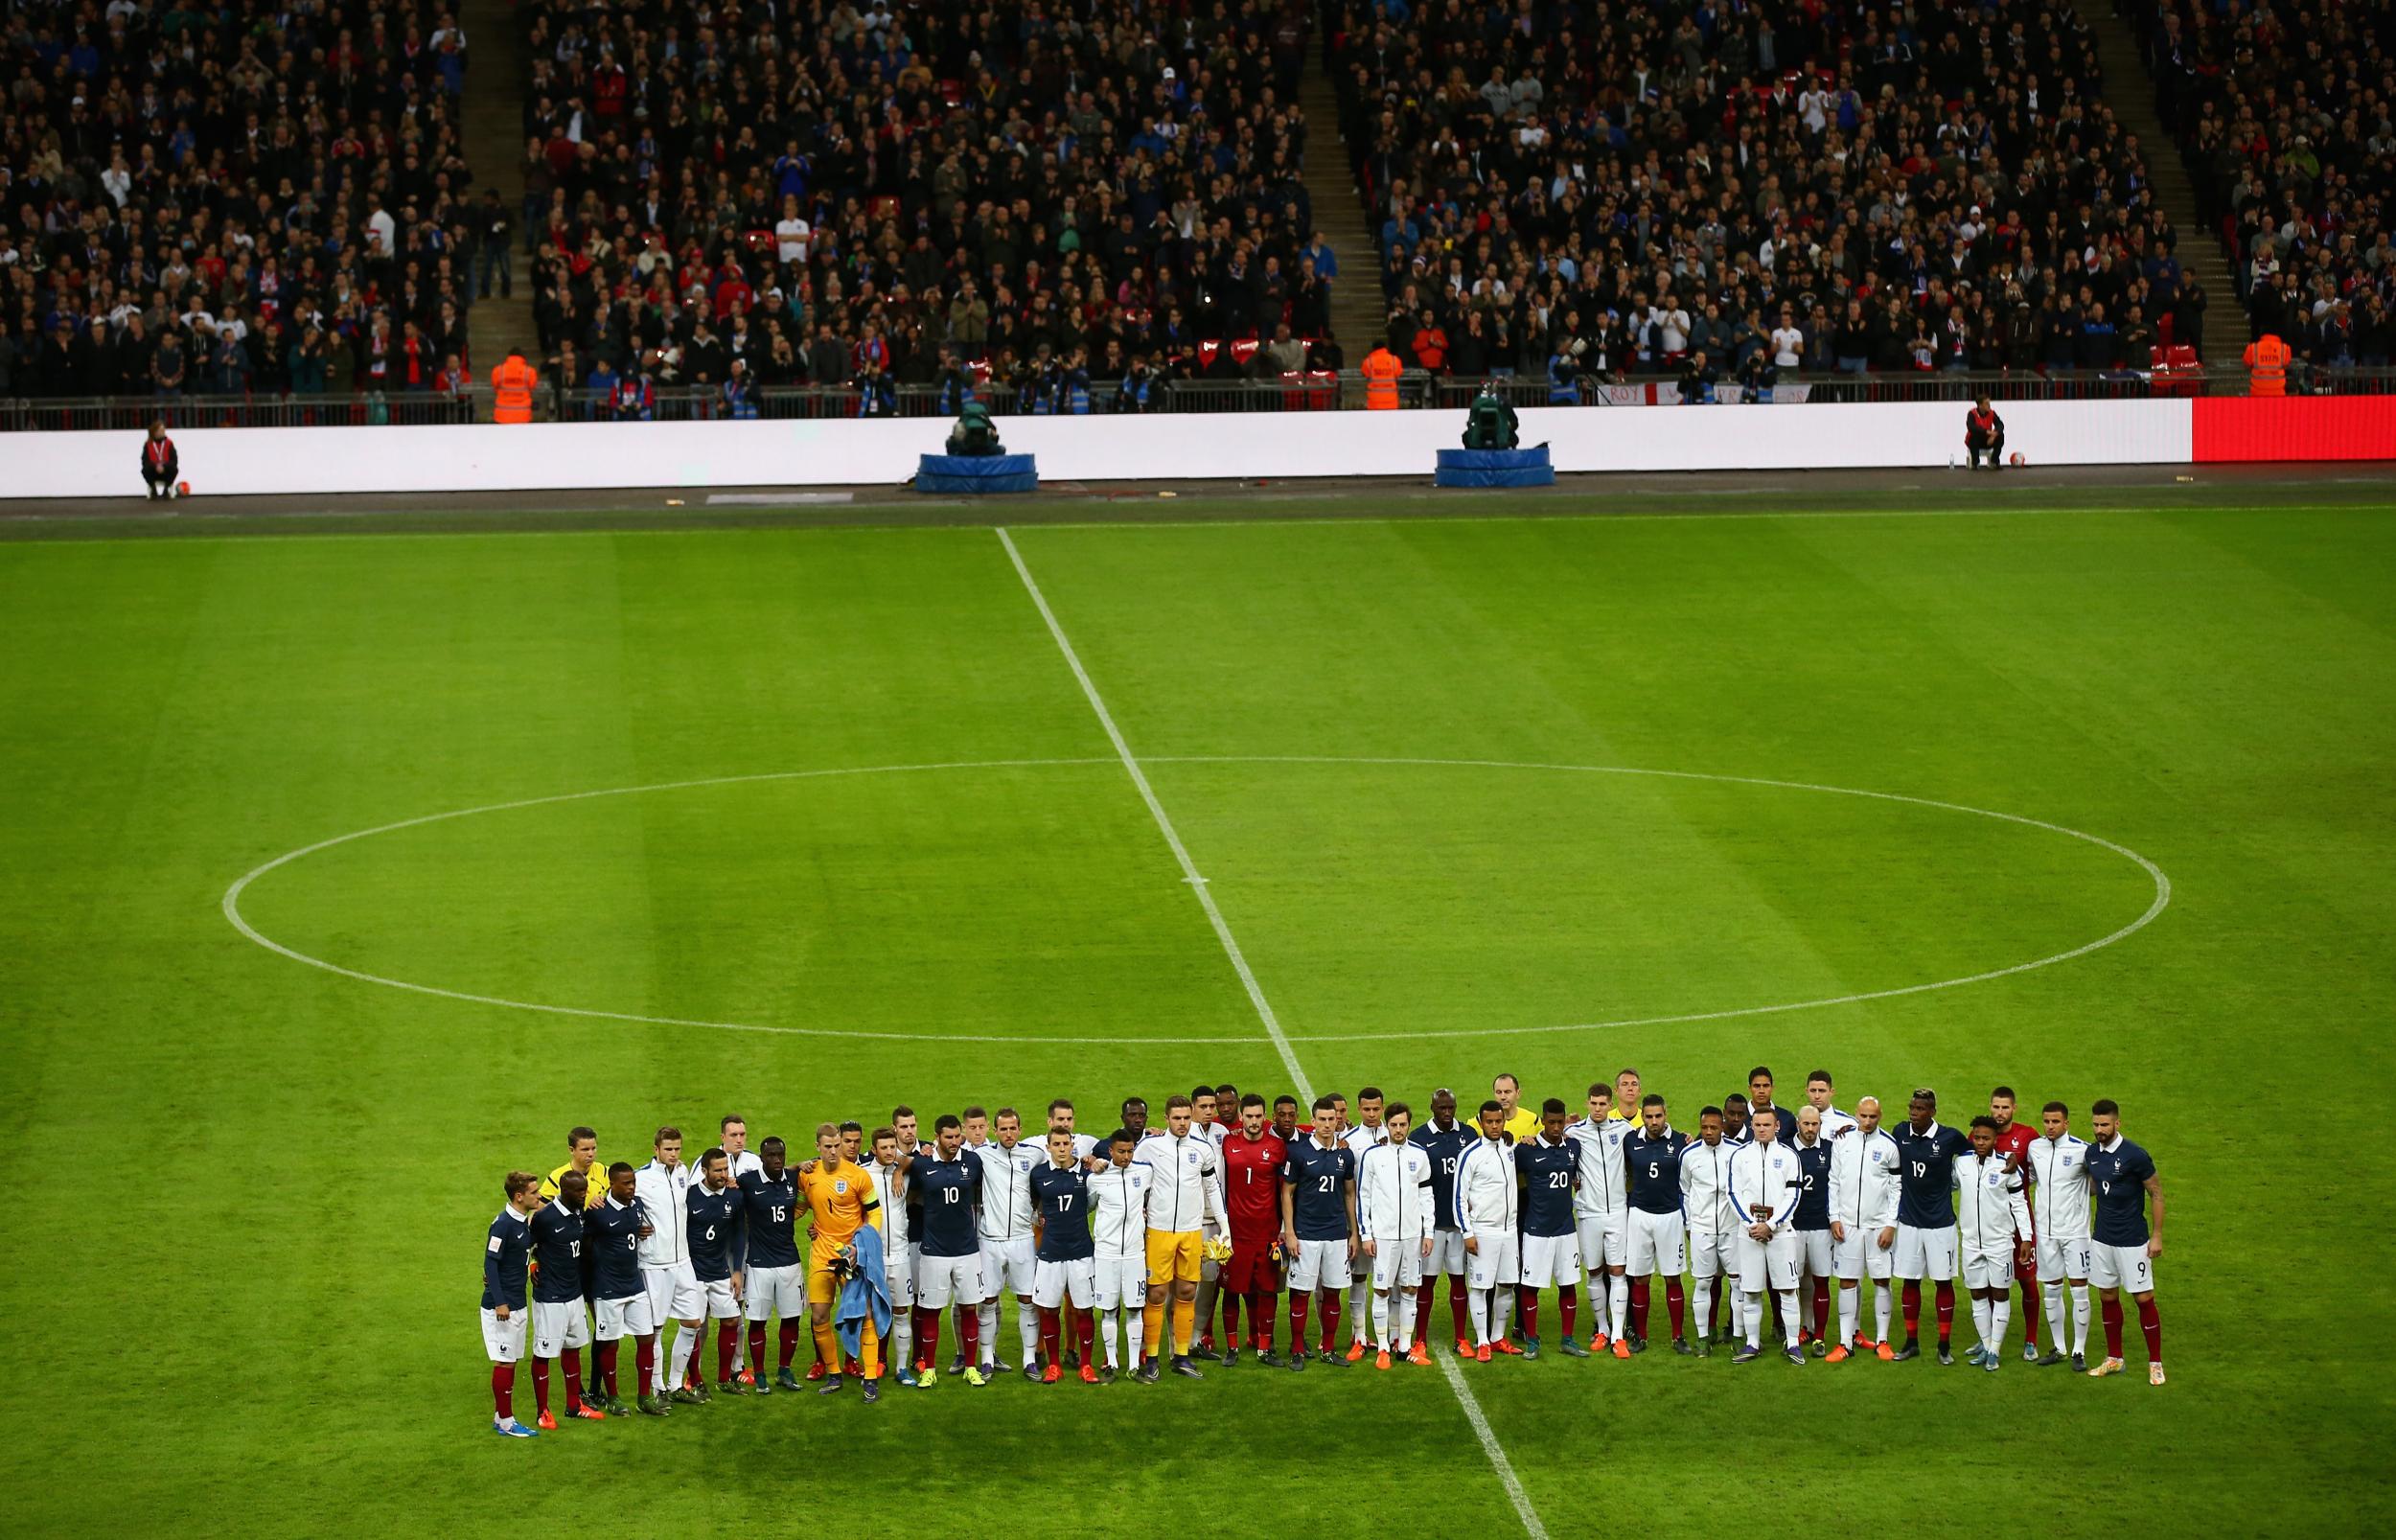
[538,1127,607,1208]
[1493,1074,1540,1143]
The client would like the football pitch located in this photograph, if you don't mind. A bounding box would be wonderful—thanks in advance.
[3,484,2390,1534]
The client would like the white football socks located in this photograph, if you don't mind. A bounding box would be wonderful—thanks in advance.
[1838,1284,1858,1345]
[1468,1286,1492,1345]
[1743,1293,1765,1349]
[2072,1284,2093,1354]
[1989,1297,2011,1356]
[1018,1299,1039,1363]
[1609,1274,1629,1341]
[1371,1292,1392,1349]
[1972,1296,1993,1347]
[977,1301,1000,1366]
[1776,1288,1800,1347]
[1396,1290,1417,1351]
[1873,1283,1894,1342]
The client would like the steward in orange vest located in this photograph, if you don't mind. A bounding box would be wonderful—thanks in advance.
[490,352,540,422]
[1361,340,1404,409]
[2243,333,2290,397]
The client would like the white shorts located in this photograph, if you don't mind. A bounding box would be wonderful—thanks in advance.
[1732,1231,1801,1294]
[1962,1244,2017,1291]
[1289,1237,1351,1292]
[1094,1256,1145,1309]
[1894,1223,1959,1281]
[1832,1224,1896,1281]
[533,1298,591,1358]
[745,1262,805,1321]
[1576,1212,1626,1271]
[979,1234,1036,1297]
[480,1305,530,1363]
[1628,1210,1686,1276]
[593,1292,657,1341]
[1426,1230,1471,1276]
[1795,1229,1834,1278]
[2037,1234,2093,1283]
[886,1248,918,1308]
[1365,1237,1425,1291]
[1464,1230,1520,1290]
[697,1276,740,1320]
[2089,1241,2155,1293]
[916,1252,986,1308]
[1687,1228,1734,1278]
[1520,1232,1582,1289]
[1032,1257,1096,1309]
[642,1261,704,1322]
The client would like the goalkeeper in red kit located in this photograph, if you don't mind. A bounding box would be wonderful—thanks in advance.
[1217,1093,1289,1365]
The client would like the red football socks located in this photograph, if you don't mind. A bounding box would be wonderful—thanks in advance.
[1249,1290,1275,1350]
[958,1305,980,1364]
[598,1341,619,1397]
[1076,1307,1096,1359]
[563,1352,584,1410]
[2138,1298,2161,1361]
[1665,1278,1687,1338]
[1630,1278,1650,1337]
[778,1321,799,1369]
[716,1322,737,1382]
[493,1363,515,1420]
[1902,1280,1923,1338]
[634,1338,656,1392]
[1811,1279,1832,1338]
[1287,1290,1311,1353]
[1935,1283,1955,1344]
[912,1307,939,1369]
[2102,1296,2125,1357]
[1040,1306,1062,1362]
[1558,1291,1577,1340]
[531,1358,551,1415]
[1449,1280,1470,1340]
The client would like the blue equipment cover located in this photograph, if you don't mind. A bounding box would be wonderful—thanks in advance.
[1435,445,1555,487]
[914,452,1039,494]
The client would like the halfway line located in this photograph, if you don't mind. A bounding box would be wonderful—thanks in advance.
[993,526,1552,1540]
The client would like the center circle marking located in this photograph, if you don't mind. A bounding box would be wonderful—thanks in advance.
[220,755,2170,1044]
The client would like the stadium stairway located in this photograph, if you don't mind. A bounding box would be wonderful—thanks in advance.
[1300,57,1384,351]
[462,0,542,376]
[2077,0,2245,366]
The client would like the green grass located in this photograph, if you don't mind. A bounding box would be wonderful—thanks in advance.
[2,493,2390,1534]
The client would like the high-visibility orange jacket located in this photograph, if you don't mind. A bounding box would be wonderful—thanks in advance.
[1361,347,1404,409]
[2243,333,2289,397]
[490,354,539,422]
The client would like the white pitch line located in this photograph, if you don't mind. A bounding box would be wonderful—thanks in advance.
[995,527,1552,1540]
[995,527,1312,1100]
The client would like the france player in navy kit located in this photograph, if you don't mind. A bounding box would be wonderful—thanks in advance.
[585,1162,664,1415]
[684,1148,747,1397]
[1029,1129,1098,1383]
[738,1138,806,1392]
[1513,1100,1582,1359]
[1892,1089,1971,1364]
[480,1171,544,1437]
[2085,1099,2166,1384]
[1411,1088,1479,1355]
[529,1169,602,1426]
[1624,1094,1693,1353]
[1280,1095,1359,1368]
[910,1115,989,1385]
[1790,1106,1835,1352]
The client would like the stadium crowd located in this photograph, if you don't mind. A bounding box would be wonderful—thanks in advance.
[0,0,484,402]
[1328,0,2216,395]
[515,0,1347,416]
[2129,0,2396,367]
[476,1069,2168,1435]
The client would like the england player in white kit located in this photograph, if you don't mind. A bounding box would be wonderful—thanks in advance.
[1338,1089,1392,1358]
[1827,1095,1901,1360]
[633,1128,702,1399]
[867,1129,918,1385]
[1956,1115,2034,1371]
[2026,1100,2095,1368]
[975,1110,1044,1377]
[1355,1102,1435,1365]
[1679,1108,1740,1354]
[1565,1085,1634,1356]
[1453,1101,1521,1358]
[1085,1132,1154,1381]
[1726,1106,1806,1364]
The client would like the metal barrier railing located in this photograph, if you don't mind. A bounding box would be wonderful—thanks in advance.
[5,364,2388,430]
